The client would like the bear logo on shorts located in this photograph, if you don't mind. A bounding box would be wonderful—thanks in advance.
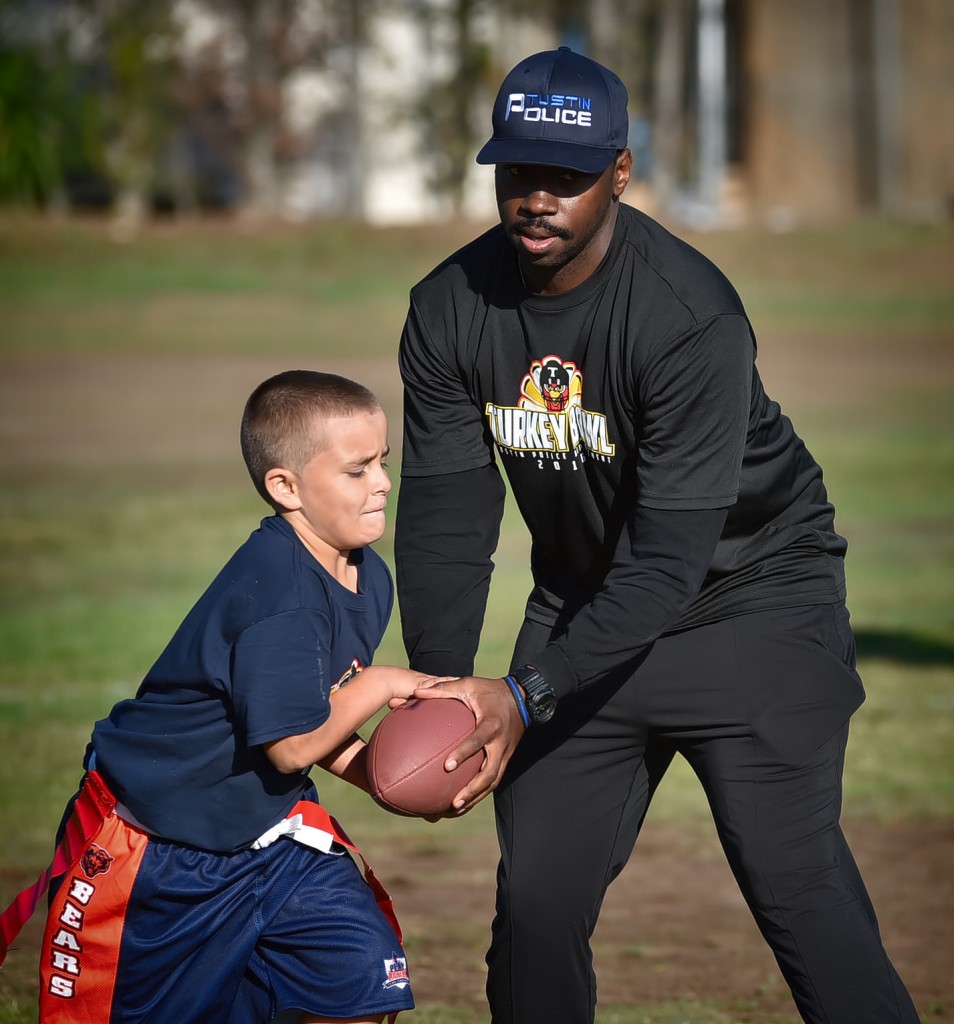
[81,844,114,878]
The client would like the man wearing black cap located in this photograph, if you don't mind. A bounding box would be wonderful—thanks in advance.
[395,48,918,1024]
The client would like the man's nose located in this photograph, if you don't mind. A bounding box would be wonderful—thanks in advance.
[520,188,558,216]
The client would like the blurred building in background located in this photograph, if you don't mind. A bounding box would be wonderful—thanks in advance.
[0,0,951,229]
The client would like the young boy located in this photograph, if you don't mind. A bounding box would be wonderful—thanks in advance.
[13,370,436,1023]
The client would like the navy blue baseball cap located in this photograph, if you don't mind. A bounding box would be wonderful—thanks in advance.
[476,47,629,173]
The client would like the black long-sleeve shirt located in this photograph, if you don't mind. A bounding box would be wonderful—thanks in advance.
[396,205,847,698]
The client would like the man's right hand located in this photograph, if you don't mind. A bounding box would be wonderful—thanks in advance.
[411,676,526,813]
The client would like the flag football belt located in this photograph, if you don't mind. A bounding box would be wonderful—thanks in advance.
[0,769,115,966]
[252,799,403,941]
[0,772,402,965]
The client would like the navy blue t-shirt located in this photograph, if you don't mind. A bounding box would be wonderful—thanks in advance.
[91,516,393,852]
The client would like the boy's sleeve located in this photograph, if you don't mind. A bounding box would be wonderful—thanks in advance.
[231,608,333,748]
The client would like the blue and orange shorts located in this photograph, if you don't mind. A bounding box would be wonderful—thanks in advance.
[34,773,414,1023]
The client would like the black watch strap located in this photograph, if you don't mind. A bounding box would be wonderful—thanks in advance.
[511,664,558,724]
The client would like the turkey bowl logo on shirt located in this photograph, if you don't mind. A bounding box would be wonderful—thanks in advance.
[485,356,615,465]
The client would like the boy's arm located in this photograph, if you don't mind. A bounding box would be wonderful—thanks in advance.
[317,733,370,790]
[264,665,440,774]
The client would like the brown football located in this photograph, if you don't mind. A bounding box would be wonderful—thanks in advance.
[366,698,481,816]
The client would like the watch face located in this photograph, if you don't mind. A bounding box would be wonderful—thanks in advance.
[528,691,557,723]
[515,667,557,724]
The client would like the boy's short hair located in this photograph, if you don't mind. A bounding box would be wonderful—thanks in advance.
[241,370,381,506]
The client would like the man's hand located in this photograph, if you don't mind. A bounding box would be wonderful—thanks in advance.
[411,676,526,813]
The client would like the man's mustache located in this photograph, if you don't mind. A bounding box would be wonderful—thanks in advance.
[508,219,573,241]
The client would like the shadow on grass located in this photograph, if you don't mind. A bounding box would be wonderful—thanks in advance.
[856,628,954,666]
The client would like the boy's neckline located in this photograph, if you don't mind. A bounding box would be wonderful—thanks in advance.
[299,536,360,593]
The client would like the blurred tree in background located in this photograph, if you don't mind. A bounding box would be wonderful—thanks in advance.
[0,0,374,223]
[179,0,370,220]
[0,42,62,203]
[0,0,90,207]
[409,0,490,215]
[89,0,180,229]
[0,0,184,225]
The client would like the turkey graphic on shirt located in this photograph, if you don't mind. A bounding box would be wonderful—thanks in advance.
[484,355,615,464]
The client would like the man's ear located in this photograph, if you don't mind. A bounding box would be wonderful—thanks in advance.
[613,149,632,197]
[264,467,302,512]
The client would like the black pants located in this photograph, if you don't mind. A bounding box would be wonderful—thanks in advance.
[486,604,919,1024]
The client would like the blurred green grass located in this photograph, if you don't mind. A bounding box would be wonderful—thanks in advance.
[0,216,483,356]
[2,216,952,356]
[0,212,951,1023]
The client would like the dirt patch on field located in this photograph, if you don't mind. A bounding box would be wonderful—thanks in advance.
[389,816,953,1020]
[1,331,949,472]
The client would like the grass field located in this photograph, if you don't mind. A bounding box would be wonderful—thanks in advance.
[0,212,951,1023]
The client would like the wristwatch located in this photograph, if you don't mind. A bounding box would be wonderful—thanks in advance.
[511,664,558,725]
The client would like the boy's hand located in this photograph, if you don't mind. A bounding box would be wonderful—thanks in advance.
[359,665,456,703]
[411,676,525,813]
